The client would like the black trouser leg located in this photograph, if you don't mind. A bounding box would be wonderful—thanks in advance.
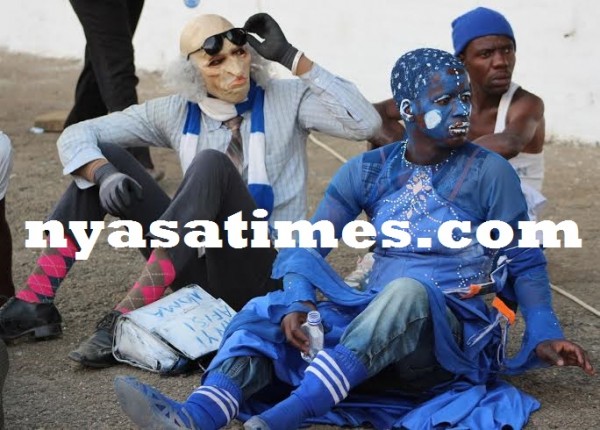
[64,46,107,127]
[158,150,281,311]
[65,0,154,169]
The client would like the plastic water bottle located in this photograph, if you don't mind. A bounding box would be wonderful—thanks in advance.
[300,311,324,362]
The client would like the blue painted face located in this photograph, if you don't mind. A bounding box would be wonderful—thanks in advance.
[412,69,471,143]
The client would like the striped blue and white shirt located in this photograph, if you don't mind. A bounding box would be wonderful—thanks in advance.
[57,64,381,223]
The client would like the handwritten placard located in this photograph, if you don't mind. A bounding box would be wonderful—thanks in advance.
[113,285,237,372]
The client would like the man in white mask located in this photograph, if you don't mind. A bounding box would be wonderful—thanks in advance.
[0,13,381,368]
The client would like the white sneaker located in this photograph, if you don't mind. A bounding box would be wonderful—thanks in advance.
[344,252,375,290]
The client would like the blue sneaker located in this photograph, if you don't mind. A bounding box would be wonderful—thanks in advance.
[114,376,199,429]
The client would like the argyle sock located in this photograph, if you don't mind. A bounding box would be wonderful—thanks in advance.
[16,235,78,304]
[183,372,242,430]
[114,248,175,314]
[259,345,368,430]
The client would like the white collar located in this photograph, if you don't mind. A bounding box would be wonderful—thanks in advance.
[198,97,239,122]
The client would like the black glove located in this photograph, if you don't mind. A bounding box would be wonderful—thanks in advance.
[244,13,299,70]
[93,163,143,216]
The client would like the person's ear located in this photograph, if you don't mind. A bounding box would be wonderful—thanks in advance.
[399,99,414,122]
[457,54,465,64]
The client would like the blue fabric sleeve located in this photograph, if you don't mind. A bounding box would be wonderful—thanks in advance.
[277,156,365,302]
[309,155,365,255]
[478,153,564,372]
[478,152,528,228]
[282,273,317,304]
[503,248,564,373]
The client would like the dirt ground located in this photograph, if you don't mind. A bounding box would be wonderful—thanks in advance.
[0,49,598,429]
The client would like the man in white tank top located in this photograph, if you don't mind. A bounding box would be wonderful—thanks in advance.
[368,7,546,222]
[452,7,546,222]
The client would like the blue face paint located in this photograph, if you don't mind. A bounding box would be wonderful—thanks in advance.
[413,70,471,141]
[391,48,471,143]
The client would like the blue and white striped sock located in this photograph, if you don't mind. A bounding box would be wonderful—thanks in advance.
[258,345,367,430]
[185,372,242,430]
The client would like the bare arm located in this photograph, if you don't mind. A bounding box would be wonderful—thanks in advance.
[367,98,406,150]
[474,90,545,159]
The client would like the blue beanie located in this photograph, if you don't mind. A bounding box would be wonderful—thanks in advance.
[451,7,515,55]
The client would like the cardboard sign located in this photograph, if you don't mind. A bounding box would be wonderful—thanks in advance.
[113,285,236,373]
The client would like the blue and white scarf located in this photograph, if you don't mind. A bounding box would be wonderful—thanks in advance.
[179,81,274,217]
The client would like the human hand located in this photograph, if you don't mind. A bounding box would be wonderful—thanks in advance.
[94,163,143,216]
[535,339,595,376]
[243,13,299,70]
[281,311,309,353]
[281,301,316,353]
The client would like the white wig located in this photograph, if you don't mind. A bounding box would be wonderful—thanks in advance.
[162,45,275,103]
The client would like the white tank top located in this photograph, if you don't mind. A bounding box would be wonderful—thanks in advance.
[494,82,545,193]
[494,82,546,221]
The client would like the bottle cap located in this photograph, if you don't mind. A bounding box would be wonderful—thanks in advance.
[307,310,321,324]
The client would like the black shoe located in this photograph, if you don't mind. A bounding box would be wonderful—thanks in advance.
[68,310,121,368]
[0,297,62,342]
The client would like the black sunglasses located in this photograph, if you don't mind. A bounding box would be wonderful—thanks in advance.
[186,28,247,60]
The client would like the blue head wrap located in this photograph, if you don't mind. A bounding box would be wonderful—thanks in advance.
[451,7,516,55]
[390,48,465,107]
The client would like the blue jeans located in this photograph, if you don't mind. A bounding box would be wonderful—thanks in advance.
[211,278,462,398]
[342,278,462,392]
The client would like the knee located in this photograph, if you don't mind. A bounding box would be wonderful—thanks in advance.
[187,149,235,176]
[378,278,429,315]
[98,142,129,162]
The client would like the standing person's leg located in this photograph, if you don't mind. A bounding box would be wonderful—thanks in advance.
[0,133,14,306]
[0,143,170,343]
[119,0,157,173]
[66,0,157,172]
[69,0,139,118]
[247,279,462,430]
[63,46,107,127]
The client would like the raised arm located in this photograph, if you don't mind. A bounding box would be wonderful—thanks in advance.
[293,64,382,141]
[244,13,381,141]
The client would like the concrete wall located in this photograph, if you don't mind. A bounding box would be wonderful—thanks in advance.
[1,0,598,145]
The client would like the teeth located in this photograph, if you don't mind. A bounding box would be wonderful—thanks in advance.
[449,122,469,136]
[449,128,467,136]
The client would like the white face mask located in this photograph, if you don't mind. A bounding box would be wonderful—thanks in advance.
[191,39,251,104]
